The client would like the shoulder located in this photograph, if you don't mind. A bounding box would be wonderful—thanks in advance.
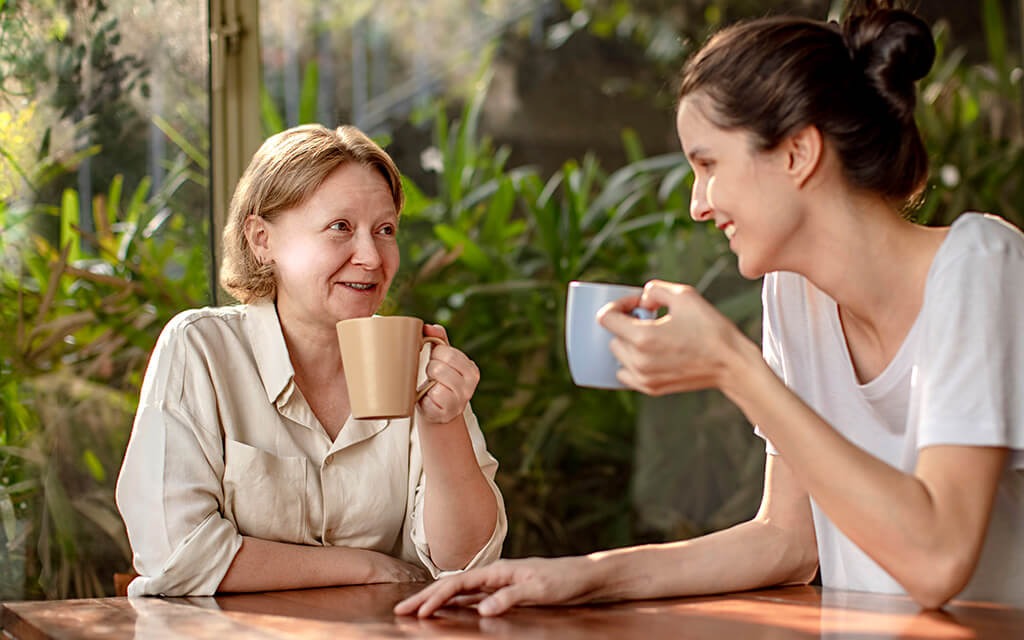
[156,305,252,347]
[149,304,261,374]
[938,213,1024,267]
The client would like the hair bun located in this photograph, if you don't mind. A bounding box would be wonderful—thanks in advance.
[841,10,935,121]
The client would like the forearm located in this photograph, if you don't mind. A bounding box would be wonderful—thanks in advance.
[583,518,817,602]
[719,343,1000,606]
[218,537,386,592]
[418,415,499,570]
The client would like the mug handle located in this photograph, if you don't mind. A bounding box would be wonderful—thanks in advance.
[415,336,447,400]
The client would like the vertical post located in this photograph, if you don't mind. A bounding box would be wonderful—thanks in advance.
[352,17,367,129]
[209,0,262,305]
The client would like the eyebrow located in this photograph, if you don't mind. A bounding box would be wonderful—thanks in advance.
[685,145,708,162]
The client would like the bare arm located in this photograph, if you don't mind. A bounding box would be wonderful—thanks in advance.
[218,536,427,593]
[418,413,499,570]
[587,453,817,601]
[416,325,499,570]
[605,280,1007,609]
[724,351,1006,609]
[395,453,816,616]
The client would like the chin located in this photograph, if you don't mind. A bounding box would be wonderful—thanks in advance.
[736,257,768,280]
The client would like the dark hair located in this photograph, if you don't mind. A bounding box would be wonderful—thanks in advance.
[677,0,935,205]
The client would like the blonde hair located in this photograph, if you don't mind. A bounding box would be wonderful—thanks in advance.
[220,124,404,303]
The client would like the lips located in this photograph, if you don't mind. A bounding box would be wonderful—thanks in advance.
[717,221,736,240]
[338,282,376,291]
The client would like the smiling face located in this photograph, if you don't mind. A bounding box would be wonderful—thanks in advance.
[250,162,400,329]
[677,95,806,279]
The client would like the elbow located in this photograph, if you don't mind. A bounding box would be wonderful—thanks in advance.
[903,554,973,610]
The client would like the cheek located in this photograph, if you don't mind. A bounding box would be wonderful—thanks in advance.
[277,238,344,277]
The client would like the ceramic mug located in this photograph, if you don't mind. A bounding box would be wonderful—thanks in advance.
[336,316,444,419]
[565,281,653,389]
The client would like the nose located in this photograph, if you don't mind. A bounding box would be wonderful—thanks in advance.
[350,229,382,269]
[689,176,713,222]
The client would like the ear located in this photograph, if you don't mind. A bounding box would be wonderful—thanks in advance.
[244,215,271,264]
[783,125,824,189]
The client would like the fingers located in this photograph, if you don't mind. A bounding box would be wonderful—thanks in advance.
[639,279,691,311]
[477,583,535,616]
[394,569,500,617]
[422,323,450,344]
[596,295,642,336]
[419,328,480,422]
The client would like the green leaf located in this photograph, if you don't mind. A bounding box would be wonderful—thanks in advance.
[260,85,285,137]
[981,0,1007,77]
[434,224,491,274]
[59,188,82,262]
[298,60,319,124]
[152,115,208,170]
[621,128,644,164]
[482,178,515,246]
[42,465,78,560]
[81,450,105,483]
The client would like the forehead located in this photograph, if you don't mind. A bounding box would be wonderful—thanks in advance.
[675,95,721,150]
[676,95,759,157]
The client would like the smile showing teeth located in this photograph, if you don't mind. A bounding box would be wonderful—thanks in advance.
[341,282,375,291]
[724,224,736,240]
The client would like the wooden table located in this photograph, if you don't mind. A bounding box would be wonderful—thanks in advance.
[3,583,1022,639]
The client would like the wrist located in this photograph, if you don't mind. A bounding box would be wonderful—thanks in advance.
[580,550,631,601]
[716,329,770,404]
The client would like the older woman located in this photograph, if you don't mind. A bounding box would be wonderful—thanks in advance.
[116,124,506,597]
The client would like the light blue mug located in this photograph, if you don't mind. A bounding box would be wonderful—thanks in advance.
[565,281,654,389]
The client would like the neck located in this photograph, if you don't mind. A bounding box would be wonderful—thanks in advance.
[789,191,947,341]
[275,298,344,383]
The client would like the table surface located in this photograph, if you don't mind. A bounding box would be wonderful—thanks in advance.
[3,583,1023,639]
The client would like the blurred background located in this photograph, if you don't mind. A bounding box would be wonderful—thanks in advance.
[0,0,1021,599]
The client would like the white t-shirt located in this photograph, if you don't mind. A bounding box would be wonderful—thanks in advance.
[758,213,1024,605]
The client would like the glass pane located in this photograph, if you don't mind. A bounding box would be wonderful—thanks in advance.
[0,0,210,599]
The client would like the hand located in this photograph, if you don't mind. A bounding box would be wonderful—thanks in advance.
[366,553,431,584]
[417,324,480,424]
[393,557,598,617]
[597,279,747,396]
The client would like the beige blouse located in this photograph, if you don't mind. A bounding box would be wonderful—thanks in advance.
[115,302,507,597]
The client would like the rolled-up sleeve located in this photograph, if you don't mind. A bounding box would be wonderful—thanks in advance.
[406,405,507,577]
[115,319,243,596]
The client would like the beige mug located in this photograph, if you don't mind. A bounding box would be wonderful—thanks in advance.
[336,316,445,420]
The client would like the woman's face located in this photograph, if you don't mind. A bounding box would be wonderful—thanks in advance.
[676,95,804,279]
[260,162,400,326]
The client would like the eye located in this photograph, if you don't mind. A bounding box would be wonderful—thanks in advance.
[378,223,397,236]
[328,220,350,232]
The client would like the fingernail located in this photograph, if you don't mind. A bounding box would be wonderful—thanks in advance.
[478,601,495,615]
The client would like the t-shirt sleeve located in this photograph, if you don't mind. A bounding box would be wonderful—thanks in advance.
[911,241,1024,467]
[755,273,783,456]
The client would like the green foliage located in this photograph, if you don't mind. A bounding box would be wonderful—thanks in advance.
[389,70,762,556]
[0,81,209,597]
[914,4,1024,228]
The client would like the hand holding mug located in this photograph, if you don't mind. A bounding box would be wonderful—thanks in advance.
[597,279,747,396]
[417,324,480,425]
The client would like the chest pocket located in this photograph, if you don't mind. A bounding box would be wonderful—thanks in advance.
[223,439,308,543]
